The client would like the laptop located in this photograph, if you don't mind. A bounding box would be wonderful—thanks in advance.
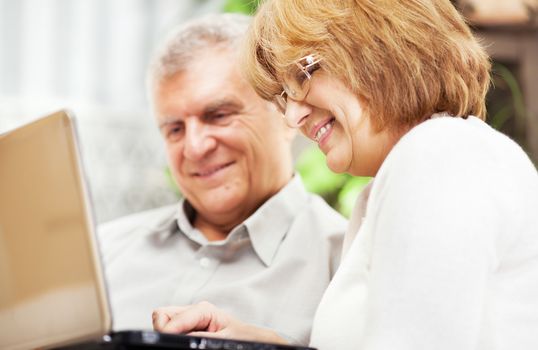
[0,111,315,350]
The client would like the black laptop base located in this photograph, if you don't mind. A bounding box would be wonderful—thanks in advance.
[53,331,316,350]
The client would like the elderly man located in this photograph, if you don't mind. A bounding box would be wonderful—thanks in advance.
[98,13,346,345]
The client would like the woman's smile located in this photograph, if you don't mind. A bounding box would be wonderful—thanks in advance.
[312,117,336,144]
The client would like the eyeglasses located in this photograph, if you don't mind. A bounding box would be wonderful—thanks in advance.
[274,54,322,115]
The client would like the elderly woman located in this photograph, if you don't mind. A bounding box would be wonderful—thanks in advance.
[152,1,538,349]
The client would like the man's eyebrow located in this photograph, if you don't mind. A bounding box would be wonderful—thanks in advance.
[158,99,244,128]
[158,117,182,129]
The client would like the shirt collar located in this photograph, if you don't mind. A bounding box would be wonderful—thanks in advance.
[147,204,184,243]
[175,200,207,245]
[243,174,308,266]
[342,179,374,257]
[174,174,309,266]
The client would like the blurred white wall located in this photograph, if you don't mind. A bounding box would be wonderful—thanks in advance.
[0,0,226,223]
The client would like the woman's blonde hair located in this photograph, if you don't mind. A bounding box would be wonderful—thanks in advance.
[243,0,491,131]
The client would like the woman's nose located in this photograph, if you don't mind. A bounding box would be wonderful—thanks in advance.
[284,99,311,128]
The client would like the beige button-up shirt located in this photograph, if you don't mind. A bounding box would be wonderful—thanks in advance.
[98,175,346,344]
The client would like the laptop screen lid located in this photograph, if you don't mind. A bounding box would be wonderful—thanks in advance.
[0,111,112,350]
[0,111,317,350]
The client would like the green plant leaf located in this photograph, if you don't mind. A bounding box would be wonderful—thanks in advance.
[337,176,371,218]
[222,0,260,14]
[490,104,513,130]
[296,146,350,195]
[493,63,526,121]
[165,166,182,197]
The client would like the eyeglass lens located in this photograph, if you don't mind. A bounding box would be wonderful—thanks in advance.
[274,55,321,115]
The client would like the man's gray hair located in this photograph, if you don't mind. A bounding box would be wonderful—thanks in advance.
[148,13,251,89]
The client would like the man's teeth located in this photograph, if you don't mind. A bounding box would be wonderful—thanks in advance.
[315,120,334,142]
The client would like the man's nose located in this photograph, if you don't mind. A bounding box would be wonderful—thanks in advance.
[183,120,217,160]
[284,99,311,128]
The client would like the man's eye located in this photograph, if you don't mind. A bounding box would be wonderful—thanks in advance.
[206,111,233,122]
[166,126,184,140]
[212,113,227,119]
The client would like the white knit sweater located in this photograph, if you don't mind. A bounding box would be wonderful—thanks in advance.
[310,115,538,350]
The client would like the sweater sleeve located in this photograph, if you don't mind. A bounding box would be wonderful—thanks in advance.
[360,124,500,349]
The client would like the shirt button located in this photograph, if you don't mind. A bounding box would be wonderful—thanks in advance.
[199,257,212,268]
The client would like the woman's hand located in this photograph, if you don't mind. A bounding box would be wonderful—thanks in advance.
[152,301,288,344]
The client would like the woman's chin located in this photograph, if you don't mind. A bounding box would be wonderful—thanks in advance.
[325,155,350,174]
